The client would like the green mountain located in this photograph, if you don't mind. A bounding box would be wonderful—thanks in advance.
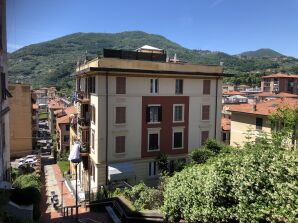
[238,48,284,58]
[8,31,298,93]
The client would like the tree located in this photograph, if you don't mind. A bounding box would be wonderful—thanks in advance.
[162,140,298,222]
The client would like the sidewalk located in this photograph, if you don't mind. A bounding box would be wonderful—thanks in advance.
[40,157,111,222]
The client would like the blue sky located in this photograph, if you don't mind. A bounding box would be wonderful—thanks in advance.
[7,0,298,57]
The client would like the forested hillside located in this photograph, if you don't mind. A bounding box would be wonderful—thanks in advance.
[8,31,298,94]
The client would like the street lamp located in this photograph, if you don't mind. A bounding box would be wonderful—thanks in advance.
[68,141,81,222]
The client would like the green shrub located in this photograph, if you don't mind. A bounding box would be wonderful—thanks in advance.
[204,139,223,154]
[12,173,41,191]
[134,188,163,210]
[162,146,298,222]
[190,148,215,164]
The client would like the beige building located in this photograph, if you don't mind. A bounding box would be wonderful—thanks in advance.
[228,98,298,147]
[261,73,298,94]
[8,84,33,158]
[0,0,11,184]
[71,47,224,193]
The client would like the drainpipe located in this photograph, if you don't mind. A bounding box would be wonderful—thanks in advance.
[214,77,219,140]
[105,72,109,185]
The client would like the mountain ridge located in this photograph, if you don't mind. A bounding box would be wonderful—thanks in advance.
[8,31,298,94]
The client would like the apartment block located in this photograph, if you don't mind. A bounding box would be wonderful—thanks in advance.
[72,47,224,192]
[8,84,33,158]
[261,73,298,94]
[56,106,76,154]
[228,98,298,147]
[0,0,11,183]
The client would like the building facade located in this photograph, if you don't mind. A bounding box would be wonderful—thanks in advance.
[261,73,298,94]
[0,0,11,183]
[72,48,224,192]
[8,84,33,158]
[228,98,298,147]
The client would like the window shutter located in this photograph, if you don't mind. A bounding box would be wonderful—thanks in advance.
[150,79,153,93]
[202,105,210,120]
[201,131,209,145]
[116,107,126,124]
[116,77,126,94]
[203,80,211,95]
[156,79,159,93]
[158,106,162,122]
[146,106,150,122]
[116,136,125,153]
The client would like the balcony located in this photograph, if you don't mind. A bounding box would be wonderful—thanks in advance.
[77,91,90,104]
[78,117,90,128]
[80,143,90,156]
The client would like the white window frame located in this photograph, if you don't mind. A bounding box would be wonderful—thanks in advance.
[172,127,184,150]
[148,104,161,124]
[150,79,159,94]
[147,128,161,152]
[201,104,210,121]
[148,161,157,177]
[173,104,184,123]
[91,129,95,152]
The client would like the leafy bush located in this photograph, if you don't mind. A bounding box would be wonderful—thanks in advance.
[203,139,223,154]
[12,173,41,191]
[113,182,163,211]
[162,145,298,222]
[190,148,215,164]
[156,153,169,173]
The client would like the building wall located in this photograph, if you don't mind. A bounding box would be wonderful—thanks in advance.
[56,123,70,153]
[0,0,10,182]
[9,84,32,158]
[87,74,222,186]
[230,112,271,147]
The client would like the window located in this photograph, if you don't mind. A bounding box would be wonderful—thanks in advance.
[175,79,183,94]
[146,106,162,123]
[173,131,183,149]
[115,107,126,124]
[91,106,96,124]
[173,105,184,122]
[91,130,95,150]
[202,105,210,120]
[201,131,209,145]
[203,80,211,95]
[65,124,70,131]
[116,77,126,94]
[115,136,125,153]
[256,117,263,130]
[89,76,96,93]
[148,161,157,177]
[150,79,158,94]
[148,132,159,151]
[63,135,69,142]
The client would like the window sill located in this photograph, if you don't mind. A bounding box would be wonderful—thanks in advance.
[113,153,126,158]
[147,149,160,152]
[147,122,160,125]
[201,119,210,122]
[172,147,184,150]
[114,123,126,127]
[173,120,184,123]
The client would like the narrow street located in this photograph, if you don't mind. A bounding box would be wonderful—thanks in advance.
[39,156,111,223]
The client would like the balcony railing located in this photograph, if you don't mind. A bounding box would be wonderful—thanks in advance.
[76,91,90,103]
[78,117,90,128]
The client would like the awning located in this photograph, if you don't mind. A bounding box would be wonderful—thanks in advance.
[108,162,135,181]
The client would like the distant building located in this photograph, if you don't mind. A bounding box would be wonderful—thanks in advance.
[56,106,76,154]
[221,117,230,144]
[228,98,298,147]
[8,84,33,158]
[72,47,224,192]
[0,0,11,184]
[48,98,64,134]
[33,88,48,106]
[261,73,298,94]
[222,83,235,92]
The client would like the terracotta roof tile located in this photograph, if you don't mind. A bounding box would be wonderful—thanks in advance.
[254,92,298,98]
[221,117,231,131]
[228,98,298,116]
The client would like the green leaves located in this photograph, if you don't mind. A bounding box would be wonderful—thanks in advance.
[162,146,298,222]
